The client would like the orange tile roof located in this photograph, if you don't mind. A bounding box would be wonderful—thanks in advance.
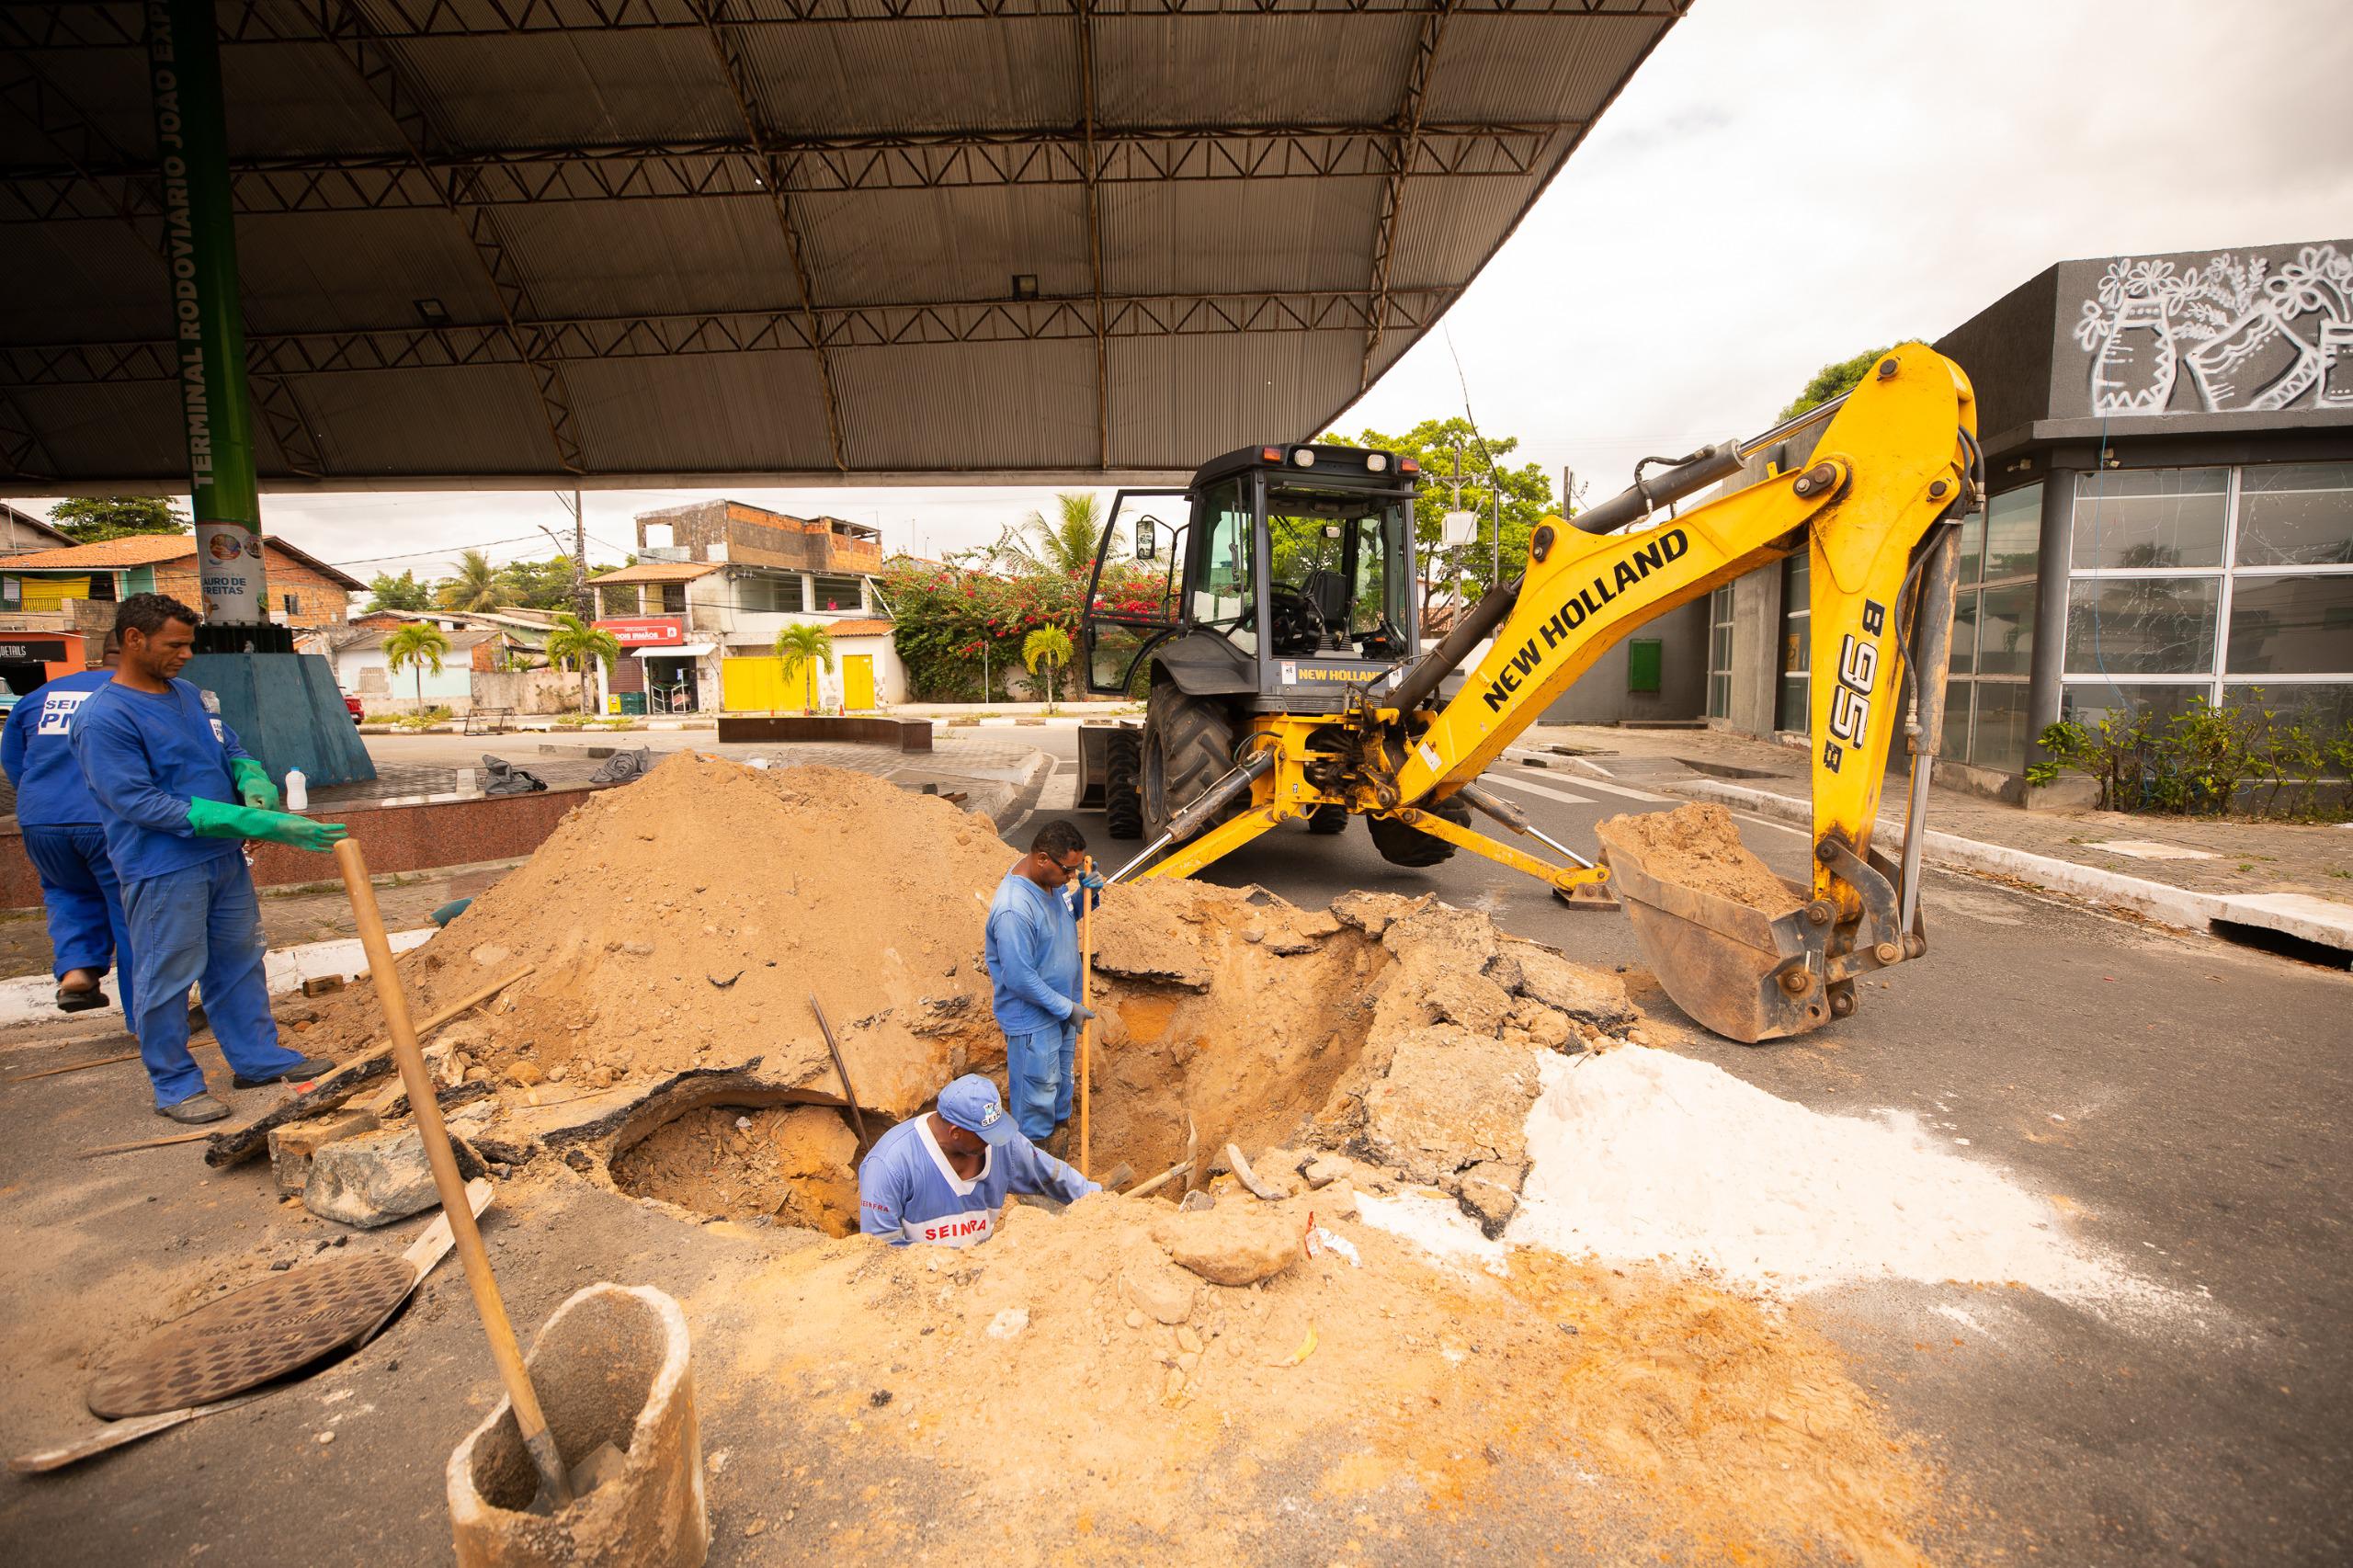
[0,531,366,588]
[585,561,722,585]
[826,618,894,637]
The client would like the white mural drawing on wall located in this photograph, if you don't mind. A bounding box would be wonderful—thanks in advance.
[2074,244,2353,415]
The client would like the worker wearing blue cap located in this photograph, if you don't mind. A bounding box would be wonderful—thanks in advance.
[1,631,137,1017]
[857,1074,1100,1247]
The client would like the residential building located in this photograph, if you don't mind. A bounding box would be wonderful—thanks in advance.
[587,501,905,712]
[1646,237,2353,797]
[0,505,75,554]
[0,534,362,628]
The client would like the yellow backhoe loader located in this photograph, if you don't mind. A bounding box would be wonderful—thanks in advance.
[1075,344,1983,1043]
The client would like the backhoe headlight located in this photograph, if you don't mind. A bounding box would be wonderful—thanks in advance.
[1292,449,1315,467]
[1365,453,1389,472]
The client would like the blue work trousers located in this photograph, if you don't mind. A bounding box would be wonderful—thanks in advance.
[22,824,136,1016]
[121,856,301,1108]
[1005,1019,1077,1142]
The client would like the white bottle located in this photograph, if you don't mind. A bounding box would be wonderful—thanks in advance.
[285,769,309,812]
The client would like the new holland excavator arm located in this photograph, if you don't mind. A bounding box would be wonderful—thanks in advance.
[1113,343,1983,1042]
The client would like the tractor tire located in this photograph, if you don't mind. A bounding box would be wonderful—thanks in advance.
[1103,730,1144,840]
[1305,803,1349,835]
[1367,792,1472,869]
[1142,682,1241,843]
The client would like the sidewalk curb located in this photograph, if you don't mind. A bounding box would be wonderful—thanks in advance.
[1664,777,2353,955]
[0,927,437,1034]
[992,749,1056,834]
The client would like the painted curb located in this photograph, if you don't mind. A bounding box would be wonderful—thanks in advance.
[992,749,1056,833]
[1664,777,2352,954]
[0,926,437,1032]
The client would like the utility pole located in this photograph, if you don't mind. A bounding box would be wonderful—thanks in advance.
[554,492,588,619]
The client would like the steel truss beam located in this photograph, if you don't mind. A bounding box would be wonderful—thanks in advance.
[320,0,590,475]
[1359,0,1449,392]
[2,290,1463,387]
[1,1,1686,48]
[0,122,1565,222]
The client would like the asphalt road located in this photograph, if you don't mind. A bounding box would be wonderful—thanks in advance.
[1014,730,2353,1567]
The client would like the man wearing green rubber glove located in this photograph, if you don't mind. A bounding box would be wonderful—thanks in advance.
[70,594,349,1123]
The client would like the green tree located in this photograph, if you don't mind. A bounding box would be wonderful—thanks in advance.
[497,555,610,611]
[436,549,510,612]
[997,492,1116,577]
[382,622,450,712]
[365,569,433,613]
[47,496,188,545]
[1022,625,1073,713]
[1776,345,1904,422]
[774,622,835,714]
[544,611,620,715]
[1322,418,1554,610]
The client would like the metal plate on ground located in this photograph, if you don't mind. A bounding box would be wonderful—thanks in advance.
[87,1254,415,1419]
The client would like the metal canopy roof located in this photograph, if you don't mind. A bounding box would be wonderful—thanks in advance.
[0,0,1684,493]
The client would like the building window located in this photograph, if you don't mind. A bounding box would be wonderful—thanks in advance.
[658,582,688,614]
[737,574,805,614]
[1705,585,1734,719]
[282,593,301,616]
[811,574,864,614]
[597,585,639,619]
[1774,551,1810,731]
[2063,463,2353,737]
[1945,481,2041,770]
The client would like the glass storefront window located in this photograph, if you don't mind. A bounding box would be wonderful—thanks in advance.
[1977,582,2036,677]
[2235,462,2353,567]
[2224,574,2353,675]
[2222,682,2353,735]
[2065,576,2219,675]
[2061,681,2206,729]
[2072,468,2228,570]
[1953,507,1985,586]
[1972,682,2030,775]
[1984,482,2042,582]
[1949,591,1978,676]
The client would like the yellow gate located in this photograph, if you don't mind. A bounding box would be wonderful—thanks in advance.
[842,653,876,710]
[720,655,787,711]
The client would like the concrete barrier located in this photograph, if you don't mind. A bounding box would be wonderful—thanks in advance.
[714,713,932,752]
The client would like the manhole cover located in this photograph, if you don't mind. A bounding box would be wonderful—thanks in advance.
[87,1253,415,1418]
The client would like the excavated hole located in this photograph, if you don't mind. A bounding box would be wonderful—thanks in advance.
[608,1098,892,1235]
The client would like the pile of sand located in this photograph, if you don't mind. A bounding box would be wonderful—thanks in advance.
[695,1183,1936,1564]
[1599,801,1803,915]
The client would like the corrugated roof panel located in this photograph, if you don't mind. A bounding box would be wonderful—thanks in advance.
[488,197,794,321]
[0,47,153,165]
[1092,15,1423,129]
[1420,12,1669,125]
[1099,176,1383,298]
[9,381,185,481]
[1380,171,1539,295]
[233,209,508,335]
[735,19,1075,137]
[290,365,569,477]
[0,222,175,342]
[1107,330,1357,471]
[797,185,1091,309]
[387,31,744,150]
[563,353,838,473]
[835,338,1097,471]
[223,42,422,160]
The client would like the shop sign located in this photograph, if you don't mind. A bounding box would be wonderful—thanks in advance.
[595,617,685,647]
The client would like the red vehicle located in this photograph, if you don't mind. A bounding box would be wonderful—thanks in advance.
[343,693,364,724]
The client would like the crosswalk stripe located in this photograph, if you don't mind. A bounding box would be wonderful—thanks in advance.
[1516,767,1674,803]
[1482,773,1595,808]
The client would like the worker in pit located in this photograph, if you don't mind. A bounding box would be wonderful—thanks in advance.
[983,818,1103,1148]
[69,594,350,1125]
[857,1074,1099,1246]
[2,632,138,1016]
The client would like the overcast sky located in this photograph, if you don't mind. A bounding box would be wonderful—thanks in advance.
[23,0,2353,585]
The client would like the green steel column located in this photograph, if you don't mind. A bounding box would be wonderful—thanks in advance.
[147,0,266,624]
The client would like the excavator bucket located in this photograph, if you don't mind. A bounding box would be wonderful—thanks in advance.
[1594,817,1833,1045]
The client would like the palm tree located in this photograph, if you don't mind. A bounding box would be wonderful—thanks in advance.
[438,549,511,612]
[382,622,451,713]
[774,623,835,714]
[996,492,1118,576]
[1022,626,1073,714]
[544,612,620,716]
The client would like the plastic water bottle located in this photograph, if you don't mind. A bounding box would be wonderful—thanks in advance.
[285,769,309,812]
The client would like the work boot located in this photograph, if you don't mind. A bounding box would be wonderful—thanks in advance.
[232,1056,336,1090]
[155,1092,230,1124]
[1043,1125,1072,1160]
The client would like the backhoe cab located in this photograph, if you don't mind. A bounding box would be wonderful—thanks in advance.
[1075,442,1453,865]
[1075,345,1983,1044]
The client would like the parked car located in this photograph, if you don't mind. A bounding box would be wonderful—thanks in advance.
[343,693,364,725]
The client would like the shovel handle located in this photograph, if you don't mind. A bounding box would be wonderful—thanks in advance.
[1078,855,1094,1180]
[334,841,571,1509]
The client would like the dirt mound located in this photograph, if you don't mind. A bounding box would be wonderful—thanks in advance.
[699,1186,1934,1564]
[609,1105,863,1234]
[1599,801,1803,915]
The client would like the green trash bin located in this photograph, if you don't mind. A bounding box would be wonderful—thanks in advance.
[618,691,647,716]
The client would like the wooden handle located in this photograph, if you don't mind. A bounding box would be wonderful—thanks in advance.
[1078,855,1094,1181]
[334,841,571,1508]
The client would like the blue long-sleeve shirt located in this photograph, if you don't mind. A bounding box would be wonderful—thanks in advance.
[69,676,248,883]
[857,1115,1098,1246]
[1,669,115,827]
[983,868,1082,1035]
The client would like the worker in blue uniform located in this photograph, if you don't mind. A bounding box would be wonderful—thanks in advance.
[70,594,352,1124]
[2,634,136,1016]
[857,1074,1099,1246]
[983,819,1104,1146]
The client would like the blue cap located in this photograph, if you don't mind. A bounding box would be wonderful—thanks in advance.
[937,1074,1017,1146]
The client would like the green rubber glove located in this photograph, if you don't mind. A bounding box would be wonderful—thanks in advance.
[230,756,279,810]
[186,797,349,852]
